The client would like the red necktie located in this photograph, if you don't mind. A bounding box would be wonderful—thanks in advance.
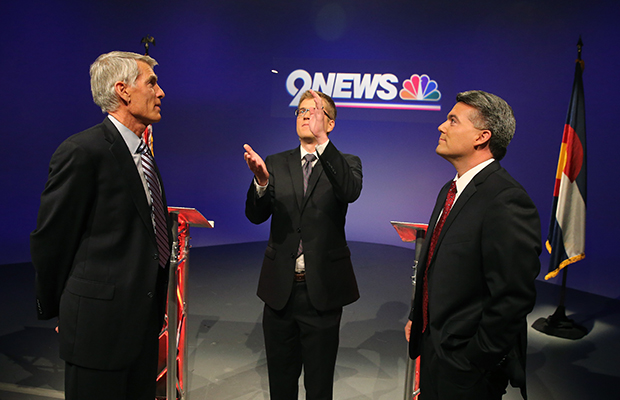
[422,181,457,332]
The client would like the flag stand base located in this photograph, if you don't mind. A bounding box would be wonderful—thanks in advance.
[532,305,588,340]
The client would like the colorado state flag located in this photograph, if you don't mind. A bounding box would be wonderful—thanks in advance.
[545,58,587,280]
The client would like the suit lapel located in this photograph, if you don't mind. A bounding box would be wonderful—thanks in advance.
[287,148,305,209]
[103,118,156,244]
[419,181,452,268]
[302,161,323,209]
[432,161,501,258]
[287,147,325,211]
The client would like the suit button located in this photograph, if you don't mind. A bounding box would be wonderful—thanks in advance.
[147,292,154,298]
[153,254,159,260]
[297,228,301,233]
[290,253,296,259]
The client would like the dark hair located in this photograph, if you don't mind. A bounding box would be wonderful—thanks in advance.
[456,90,515,161]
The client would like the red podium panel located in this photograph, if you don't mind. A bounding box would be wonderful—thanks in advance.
[390,221,428,400]
[157,207,213,400]
[391,221,429,243]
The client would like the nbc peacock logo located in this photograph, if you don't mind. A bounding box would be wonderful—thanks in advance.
[399,74,441,101]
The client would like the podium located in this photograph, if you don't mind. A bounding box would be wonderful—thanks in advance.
[390,221,428,400]
[157,207,214,400]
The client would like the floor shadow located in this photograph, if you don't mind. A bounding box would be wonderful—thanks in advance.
[0,326,63,391]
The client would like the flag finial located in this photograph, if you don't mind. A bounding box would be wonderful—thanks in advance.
[141,35,155,56]
[576,36,584,70]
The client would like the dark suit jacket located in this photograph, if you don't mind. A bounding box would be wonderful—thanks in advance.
[30,117,172,370]
[245,141,362,311]
[408,161,541,398]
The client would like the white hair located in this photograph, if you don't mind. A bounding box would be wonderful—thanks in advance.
[90,51,158,113]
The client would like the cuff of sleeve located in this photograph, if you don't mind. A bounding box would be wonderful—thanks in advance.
[254,177,267,197]
[315,139,330,156]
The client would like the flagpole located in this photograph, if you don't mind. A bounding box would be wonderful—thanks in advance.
[532,267,587,339]
[532,37,588,340]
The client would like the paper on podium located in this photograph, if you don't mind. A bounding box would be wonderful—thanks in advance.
[390,221,428,243]
[168,206,214,228]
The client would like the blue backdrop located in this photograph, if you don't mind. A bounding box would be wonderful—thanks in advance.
[1,0,618,298]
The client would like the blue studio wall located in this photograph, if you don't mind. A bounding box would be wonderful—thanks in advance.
[1,0,619,298]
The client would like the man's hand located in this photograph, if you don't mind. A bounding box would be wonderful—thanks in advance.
[308,90,329,145]
[404,320,412,342]
[244,144,269,186]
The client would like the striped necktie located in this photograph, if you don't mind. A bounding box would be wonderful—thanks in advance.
[297,153,317,257]
[137,140,170,268]
[302,153,317,194]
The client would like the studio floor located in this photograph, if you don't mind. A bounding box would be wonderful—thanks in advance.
[1,241,618,399]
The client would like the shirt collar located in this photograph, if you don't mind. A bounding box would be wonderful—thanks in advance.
[300,146,317,161]
[299,139,329,161]
[454,158,495,194]
[108,115,142,153]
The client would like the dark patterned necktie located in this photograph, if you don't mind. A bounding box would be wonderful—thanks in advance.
[297,153,317,257]
[302,153,316,194]
[422,181,457,332]
[138,140,170,268]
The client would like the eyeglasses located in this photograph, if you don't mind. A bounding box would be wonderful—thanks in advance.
[295,107,333,120]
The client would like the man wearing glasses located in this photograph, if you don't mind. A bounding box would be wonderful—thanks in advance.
[244,90,363,400]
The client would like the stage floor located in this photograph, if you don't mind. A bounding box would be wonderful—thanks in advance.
[1,241,618,399]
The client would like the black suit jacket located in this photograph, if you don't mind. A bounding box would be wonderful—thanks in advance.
[30,117,172,370]
[408,161,541,398]
[245,141,362,311]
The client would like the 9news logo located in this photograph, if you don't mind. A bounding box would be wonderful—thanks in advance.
[286,69,442,111]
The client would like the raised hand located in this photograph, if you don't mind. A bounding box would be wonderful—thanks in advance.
[244,144,269,186]
[308,90,329,144]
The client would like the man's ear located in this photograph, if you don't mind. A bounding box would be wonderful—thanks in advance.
[326,119,335,135]
[475,130,491,146]
[114,81,130,104]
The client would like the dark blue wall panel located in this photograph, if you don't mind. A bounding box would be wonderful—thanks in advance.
[1,0,618,298]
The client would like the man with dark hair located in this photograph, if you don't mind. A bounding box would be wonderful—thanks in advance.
[405,90,541,399]
[244,89,362,400]
[31,51,170,400]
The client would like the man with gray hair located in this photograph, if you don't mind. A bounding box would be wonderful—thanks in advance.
[31,51,170,399]
[404,90,541,399]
